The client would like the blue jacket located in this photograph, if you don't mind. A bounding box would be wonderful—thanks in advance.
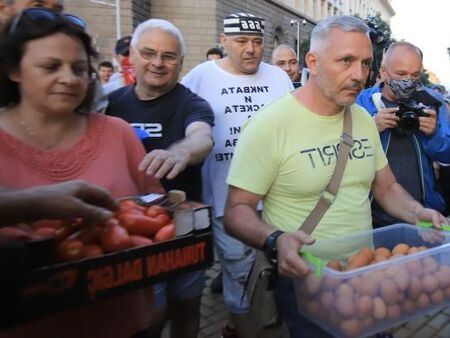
[356,84,449,213]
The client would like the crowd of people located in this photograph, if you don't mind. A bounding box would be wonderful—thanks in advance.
[0,1,449,338]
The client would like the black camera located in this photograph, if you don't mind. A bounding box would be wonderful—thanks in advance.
[396,101,428,133]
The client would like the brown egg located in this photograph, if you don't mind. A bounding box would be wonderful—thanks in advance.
[386,304,401,320]
[348,276,363,290]
[393,267,410,291]
[348,254,369,269]
[422,256,439,274]
[397,292,406,303]
[436,265,450,288]
[347,253,358,265]
[320,291,334,309]
[431,289,445,305]
[417,246,428,251]
[405,259,424,278]
[358,247,375,261]
[400,298,416,314]
[326,259,342,271]
[390,253,406,260]
[375,247,391,259]
[407,276,423,300]
[422,275,438,293]
[417,293,430,309]
[392,243,410,255]
[335,295,355,318]
[384,266,399,278]
[373,255,388,264]
[408,246,420,255]
[356,277,379,297]
[380,279,399,304]
[322,275,341,291]
[340,319,361,337]
[373,297,387,320]
[305,273,321,295]
[337,283,354,298]
[356,295,374,319]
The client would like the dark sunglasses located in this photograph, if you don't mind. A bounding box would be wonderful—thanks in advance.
[9,8,86,35]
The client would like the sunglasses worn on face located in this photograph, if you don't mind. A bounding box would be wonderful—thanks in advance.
[9,8,86,35]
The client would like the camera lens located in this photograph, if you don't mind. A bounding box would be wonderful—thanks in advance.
[398,111,419,132]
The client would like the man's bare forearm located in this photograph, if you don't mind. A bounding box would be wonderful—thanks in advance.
[224,202,275,250]
[373,181,423,224]
[169,122,213,166]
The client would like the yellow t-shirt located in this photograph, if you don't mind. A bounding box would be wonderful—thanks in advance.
[227,93,388,258]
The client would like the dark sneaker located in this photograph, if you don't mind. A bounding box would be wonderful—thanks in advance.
[211,271,223,294]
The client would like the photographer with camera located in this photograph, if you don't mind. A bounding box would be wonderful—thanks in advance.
[356,42,450,228]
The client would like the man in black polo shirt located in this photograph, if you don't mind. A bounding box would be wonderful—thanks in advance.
[106,18,214,338]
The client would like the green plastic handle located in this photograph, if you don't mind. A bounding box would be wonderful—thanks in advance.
[416,221,450,232]
[299,251,323,278]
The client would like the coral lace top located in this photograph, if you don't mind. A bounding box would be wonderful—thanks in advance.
[0,112,162,196]
[0,113,162,338]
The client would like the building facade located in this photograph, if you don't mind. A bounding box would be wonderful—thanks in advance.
[278,0,395,22]
[66,0,394,75]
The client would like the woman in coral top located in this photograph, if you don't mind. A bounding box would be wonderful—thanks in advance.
[0,8,162,338]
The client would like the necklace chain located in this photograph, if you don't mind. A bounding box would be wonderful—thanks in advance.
[17,117,67,149]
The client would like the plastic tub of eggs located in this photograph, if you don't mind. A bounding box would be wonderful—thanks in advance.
[293,223,450,338]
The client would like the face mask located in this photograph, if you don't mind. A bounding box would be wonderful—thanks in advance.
[387,77,419,101]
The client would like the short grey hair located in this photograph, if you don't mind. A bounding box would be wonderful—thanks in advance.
[131,18,187,57]
[382,41,423,67]
[310,15,370,52]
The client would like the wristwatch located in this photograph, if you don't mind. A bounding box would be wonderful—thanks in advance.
[262,230,285,261]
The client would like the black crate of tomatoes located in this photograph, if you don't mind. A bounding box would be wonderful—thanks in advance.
[294,223,450,338]
[0,195,213,328]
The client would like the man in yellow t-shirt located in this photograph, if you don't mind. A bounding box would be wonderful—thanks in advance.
[223,15,448,338]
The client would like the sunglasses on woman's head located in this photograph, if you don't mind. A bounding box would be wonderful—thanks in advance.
[9,7,86,35]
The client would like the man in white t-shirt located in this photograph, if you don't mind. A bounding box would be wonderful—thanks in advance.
[182,12,293,338]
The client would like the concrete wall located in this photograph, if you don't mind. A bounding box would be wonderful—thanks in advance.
[65,0,314,72]
[150,0,217,75]
[65,0,134,63]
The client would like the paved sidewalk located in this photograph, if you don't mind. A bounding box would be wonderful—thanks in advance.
[163,263,450,338]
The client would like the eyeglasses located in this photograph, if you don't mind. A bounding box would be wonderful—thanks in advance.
[137,48,180,65]
[9,8,86,35]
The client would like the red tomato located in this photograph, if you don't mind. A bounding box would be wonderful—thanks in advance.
[0,226,31,241]
[154,223,175,242]
[32,219,65,230]
[100,223,132,253]
[118,199,146,213]
[83,244,104,258]
[57,240,84,262]
[31,227,56,239]
[70,226,102,244]
[52,221,83,243]
[119,213,167,237]
[130,235,154,247]
[146,205,170,218]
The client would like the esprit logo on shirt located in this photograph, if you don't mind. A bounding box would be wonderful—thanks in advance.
[300,138,374,169]
[131,123,162,137]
